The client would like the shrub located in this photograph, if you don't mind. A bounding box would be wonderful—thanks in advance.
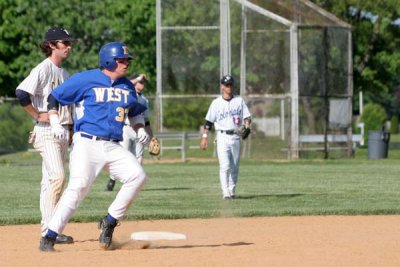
[360,103,387,142]
[163,98,210,130]
[0,103,33,152]
[390,115,399,134]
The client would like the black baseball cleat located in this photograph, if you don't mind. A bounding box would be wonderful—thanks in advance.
[105,179,116,191]
[98,216,119,250]
[55,234,74,244]
[39,236,56,252]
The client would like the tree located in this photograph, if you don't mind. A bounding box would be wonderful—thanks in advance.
[312,0,400,115]
[0,0,156,96]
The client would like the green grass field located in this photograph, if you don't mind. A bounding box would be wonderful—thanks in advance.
[1,145,400,225]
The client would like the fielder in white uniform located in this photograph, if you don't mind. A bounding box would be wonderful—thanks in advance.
[105,73,153,191]
[39,42,150,252]
[15,27,75,244]
[200,75,251,199]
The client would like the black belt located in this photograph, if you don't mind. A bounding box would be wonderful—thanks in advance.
[219,130,235,135]
[80,133,119,142]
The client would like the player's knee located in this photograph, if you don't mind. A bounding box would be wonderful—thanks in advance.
[136,171,148,185]
[219,164,230,173]
[125,170,148,186]
[50,172,65,182]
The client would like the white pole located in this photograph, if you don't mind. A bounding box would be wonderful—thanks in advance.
[281,99,285,140]
[156,0,163,132]
[290,24,299,159]
[240,2,247,96]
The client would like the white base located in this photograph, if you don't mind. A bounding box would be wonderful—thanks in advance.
[131,231,187,241]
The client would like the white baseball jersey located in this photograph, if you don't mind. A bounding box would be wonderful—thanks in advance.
[17,58,73,125]
[205,95,251,132]
[17,57,72,237]
[205,95,251,198]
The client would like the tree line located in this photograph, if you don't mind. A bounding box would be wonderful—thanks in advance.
[0,0,399,116]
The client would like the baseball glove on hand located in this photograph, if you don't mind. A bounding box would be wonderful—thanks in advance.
[148,137,161,156]
[237,125,251,140]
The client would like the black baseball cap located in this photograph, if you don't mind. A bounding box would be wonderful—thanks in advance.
[45,27,75,42]
[221,75,234,86]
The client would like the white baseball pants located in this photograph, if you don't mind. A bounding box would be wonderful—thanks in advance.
[216,132,241,198]
[48,132,148,235]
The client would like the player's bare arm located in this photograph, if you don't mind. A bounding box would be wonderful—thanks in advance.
[24,104,49,123]
[244,117,251,127]
[16,89,49,122]
[200,120,213,150]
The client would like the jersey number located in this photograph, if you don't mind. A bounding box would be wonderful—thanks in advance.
[115,107,126,122]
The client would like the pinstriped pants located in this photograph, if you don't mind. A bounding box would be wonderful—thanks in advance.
[33,122,69,237]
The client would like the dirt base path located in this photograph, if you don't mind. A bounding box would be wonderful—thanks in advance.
[2,216,400,267]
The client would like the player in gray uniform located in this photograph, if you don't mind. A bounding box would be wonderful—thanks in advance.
[105,73,153,191]
[15,27,75,244]
[200,75,251,199]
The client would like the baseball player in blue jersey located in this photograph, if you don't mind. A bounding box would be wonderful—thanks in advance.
[39,42,150,252]
[200,75,251,199]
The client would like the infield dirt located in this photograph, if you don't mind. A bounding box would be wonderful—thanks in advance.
[2,216,400,266]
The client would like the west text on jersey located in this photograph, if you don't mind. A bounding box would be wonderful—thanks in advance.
[93,87,130,103]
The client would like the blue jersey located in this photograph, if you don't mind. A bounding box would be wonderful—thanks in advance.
[51,69,146,141]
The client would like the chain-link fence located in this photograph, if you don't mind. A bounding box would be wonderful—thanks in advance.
[156,0,353,159]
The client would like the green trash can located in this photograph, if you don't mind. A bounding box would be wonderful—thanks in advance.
[368,130,390,159]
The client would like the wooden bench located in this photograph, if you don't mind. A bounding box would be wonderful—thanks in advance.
[154,131,201,162]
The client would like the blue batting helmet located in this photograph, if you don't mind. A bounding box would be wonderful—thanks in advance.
[99,42,133,70]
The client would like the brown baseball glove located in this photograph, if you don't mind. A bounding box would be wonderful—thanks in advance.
[148,137,161,156]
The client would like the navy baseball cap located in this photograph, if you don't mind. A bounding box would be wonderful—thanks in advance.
[221,75,234,86]
[45,27,75,42]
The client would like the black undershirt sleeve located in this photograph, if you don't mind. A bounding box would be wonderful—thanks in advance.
[204,120,213,131]
[47,94,60,111]
[15,89,31,106]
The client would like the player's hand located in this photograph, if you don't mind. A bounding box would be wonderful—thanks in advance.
[136,74,147,82]
[49,113,65,139]
[137,127,150,144]
[51,124,66,139]
[37,112,49,123]
[200,137,208,150]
